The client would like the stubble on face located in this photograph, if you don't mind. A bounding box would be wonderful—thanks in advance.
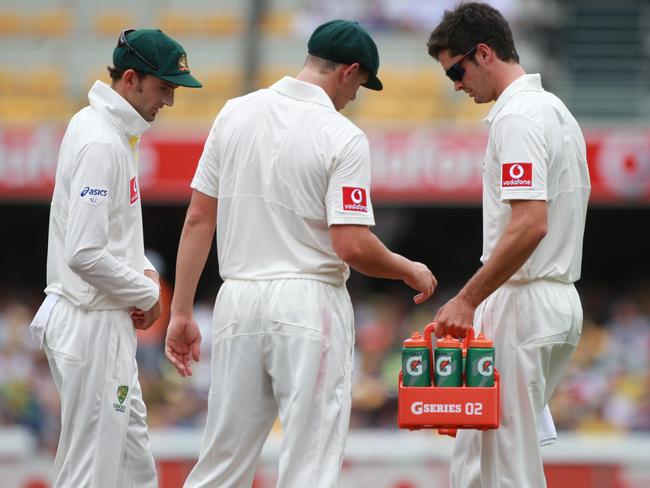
[129,75,176,122]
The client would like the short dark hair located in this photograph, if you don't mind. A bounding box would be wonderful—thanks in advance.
[304,54,342,73]
[107,65,147,82]
[304,54,371,80]
[427,2,519,63]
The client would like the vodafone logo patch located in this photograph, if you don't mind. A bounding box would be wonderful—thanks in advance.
[130,176,139,205]
[502,162,532,188]
[342,186,368,212]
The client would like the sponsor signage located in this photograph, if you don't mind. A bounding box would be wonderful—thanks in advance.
[130,176,139,205]
[1,126,650,204]
[501,162,533,188]
[342,186,368,212]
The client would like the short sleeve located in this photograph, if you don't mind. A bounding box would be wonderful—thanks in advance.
[191,116,221,198]
[493,113,548,201]
[326,134,375,226]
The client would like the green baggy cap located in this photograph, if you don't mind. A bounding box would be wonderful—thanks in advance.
[113,29,202,88]
[307,19,382,91]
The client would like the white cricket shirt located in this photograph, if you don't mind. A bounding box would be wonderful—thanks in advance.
[482,74,591,283]
[191,76,376,285]
[44,80,159,311]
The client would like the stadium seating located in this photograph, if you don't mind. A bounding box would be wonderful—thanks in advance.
[0,4,521,125]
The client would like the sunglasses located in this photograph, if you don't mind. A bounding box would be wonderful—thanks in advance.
[117,29,158,71]
[445,44,480,82]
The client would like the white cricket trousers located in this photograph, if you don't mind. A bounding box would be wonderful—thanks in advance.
[44,298,157,488]
[184,278,355,488]
[450,280,582,488]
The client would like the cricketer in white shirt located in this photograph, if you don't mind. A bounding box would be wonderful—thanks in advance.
[34,80,159,488]
[168,55,435,488]
[452,73,590,487]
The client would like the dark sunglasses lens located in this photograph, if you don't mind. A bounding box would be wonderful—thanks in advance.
[446,64,464,82]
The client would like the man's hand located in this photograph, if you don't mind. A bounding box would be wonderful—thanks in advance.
[432,295,475,338]
[130,269,163,330]
[165,314,202,377]
[404,262,437,304]
[130,300,162,330]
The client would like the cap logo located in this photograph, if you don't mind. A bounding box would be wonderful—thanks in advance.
[178,54,189,72]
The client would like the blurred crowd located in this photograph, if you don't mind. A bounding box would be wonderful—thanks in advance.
[295,0,521,35]
[1,279,649,455]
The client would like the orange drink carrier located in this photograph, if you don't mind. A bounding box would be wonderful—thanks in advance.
[398,323,500,435]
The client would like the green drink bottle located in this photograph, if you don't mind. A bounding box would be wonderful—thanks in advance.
[401,332,431,387]
[434,335,462,387]
[466,332,495,387]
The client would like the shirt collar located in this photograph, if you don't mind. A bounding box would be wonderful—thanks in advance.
[88,80,151,137]
[483,73,543,126]
[269,76,335,110]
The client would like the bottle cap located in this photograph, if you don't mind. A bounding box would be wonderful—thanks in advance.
[436,335,461,348]
[469,332,493,348]
[403,331,428,348]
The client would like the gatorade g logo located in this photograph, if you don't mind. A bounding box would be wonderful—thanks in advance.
[406,356,423,376]
[502,162,532,187]
[412,401,424,415]
[478,356,494,376]
[342,186,368,212]
[436,355,452,376]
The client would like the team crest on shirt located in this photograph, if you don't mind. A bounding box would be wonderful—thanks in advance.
[113,385,129,413]
[501,162,532,188]
[130,176,139,205]
[342,186,368,213]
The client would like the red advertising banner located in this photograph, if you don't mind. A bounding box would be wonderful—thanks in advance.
[1,125,649,204]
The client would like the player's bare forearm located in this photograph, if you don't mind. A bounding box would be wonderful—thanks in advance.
[332,225,407,278]
[433,200,547,338]
[330,224,436,302]
[171,190,217,316]
[458,199,547,307]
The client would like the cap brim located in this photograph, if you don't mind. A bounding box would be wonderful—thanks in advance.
[155,72,203,88]
[362,74,382,91]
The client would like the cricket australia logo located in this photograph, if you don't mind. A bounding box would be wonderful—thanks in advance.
[113,385,129,413]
